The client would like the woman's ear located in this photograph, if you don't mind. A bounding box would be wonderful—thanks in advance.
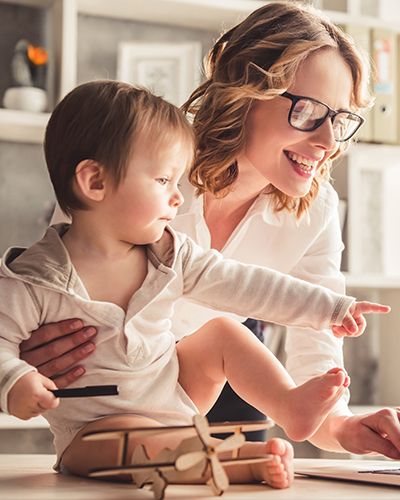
[74,160,107,202]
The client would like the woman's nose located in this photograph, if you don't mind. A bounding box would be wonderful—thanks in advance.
[311,117,337,152]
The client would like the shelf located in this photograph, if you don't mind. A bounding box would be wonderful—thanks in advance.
[77,0,267,31]
[0,108,50,144]
[323,11,400,31]
[76,0,400,32]
[5,0,400,35]
[0,0,53,7]
[344,273,400,289]
[0,413,49,429]
[349,405,382,414]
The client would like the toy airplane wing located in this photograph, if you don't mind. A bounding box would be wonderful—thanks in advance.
[81,418,274,442]
[209,419,275,434]
[88,453,275,477]
[82,423,196,441]
[89,462,176,477]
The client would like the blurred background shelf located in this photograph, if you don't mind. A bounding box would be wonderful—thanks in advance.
[0,413,49,429]
[77,0,267,31]
[0,108,49,143]
[345,273,400,289]
[76,0,400,32]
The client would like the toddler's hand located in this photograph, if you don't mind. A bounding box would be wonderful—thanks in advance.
[332,301,391,338]
[8,371,59,420]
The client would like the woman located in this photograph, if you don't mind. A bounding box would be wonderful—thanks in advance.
[20,2,400,458]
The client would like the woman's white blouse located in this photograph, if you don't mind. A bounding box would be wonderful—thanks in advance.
[171,182,350,413]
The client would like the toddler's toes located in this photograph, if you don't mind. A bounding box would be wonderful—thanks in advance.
[263,438,293,488]
[325,367,350,388]
[265,437,293,458]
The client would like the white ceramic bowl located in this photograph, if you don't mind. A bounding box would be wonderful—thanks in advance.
[3,86,47,113]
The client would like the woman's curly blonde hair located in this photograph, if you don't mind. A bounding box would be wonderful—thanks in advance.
[182,1,372,218]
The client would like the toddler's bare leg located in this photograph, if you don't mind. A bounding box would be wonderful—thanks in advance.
[177,318,349,442]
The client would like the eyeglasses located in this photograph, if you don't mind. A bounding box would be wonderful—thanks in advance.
[281,92,364,142]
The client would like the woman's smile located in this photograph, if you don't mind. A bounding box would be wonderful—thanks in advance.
[284,150,322,179]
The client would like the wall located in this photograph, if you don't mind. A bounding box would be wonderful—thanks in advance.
[0,141,54,253]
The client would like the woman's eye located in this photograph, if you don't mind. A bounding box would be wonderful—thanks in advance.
[157,177,169,185]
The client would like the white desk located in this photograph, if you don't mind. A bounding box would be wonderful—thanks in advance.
[0,455,399,499]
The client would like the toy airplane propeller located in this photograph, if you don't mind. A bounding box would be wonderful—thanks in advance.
[175,414,245,494]
[82,414,275,500]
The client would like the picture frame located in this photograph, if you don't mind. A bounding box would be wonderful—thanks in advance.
[117,41,202,106]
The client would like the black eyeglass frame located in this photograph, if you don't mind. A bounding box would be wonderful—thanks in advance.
[281,91,364,142]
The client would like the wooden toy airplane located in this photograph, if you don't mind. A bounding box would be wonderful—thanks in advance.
[82,414,275,500]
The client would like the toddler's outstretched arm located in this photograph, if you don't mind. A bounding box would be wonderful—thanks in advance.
[332,301,391,338]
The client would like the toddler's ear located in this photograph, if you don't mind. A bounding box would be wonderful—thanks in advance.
[75,160,106,202]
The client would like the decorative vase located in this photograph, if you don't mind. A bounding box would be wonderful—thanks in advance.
[3,86,47,113]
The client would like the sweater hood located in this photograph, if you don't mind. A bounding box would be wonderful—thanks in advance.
[0,223,182,292]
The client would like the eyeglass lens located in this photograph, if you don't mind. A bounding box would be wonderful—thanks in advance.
[291,98,361,140]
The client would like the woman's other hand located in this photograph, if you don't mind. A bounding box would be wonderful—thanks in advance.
[336,409,400,459]
[20,319,97,388]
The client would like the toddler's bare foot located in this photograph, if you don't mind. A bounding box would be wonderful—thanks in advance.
[281,367,350,441]
[250,438,294,489]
